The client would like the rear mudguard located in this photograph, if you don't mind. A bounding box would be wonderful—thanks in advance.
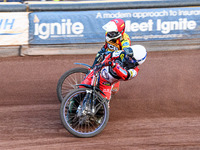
[74,63,92,69]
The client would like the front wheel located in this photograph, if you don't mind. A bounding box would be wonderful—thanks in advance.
[60,88,109,138]
[57,67,89,103]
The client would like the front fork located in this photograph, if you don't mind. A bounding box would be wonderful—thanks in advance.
[77,89,95,117]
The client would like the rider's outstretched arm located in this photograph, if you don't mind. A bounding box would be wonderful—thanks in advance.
[112,64,139,80]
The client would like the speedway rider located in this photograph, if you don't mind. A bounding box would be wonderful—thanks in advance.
[92,18,131,94]
[81,45,147,102]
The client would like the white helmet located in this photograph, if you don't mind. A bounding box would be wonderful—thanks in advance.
[124,45,147,65]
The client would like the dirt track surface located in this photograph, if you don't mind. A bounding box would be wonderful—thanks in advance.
[0,50,200,150]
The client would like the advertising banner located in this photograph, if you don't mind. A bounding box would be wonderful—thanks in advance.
[29,7,200,44]
[0,12,29,45]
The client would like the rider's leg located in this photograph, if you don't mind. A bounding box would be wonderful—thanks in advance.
[98,76,112,108]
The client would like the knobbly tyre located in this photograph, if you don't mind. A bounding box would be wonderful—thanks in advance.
[60,64,109,138]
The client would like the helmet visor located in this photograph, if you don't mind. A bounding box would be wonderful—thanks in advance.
[124,47,133,58]
[107,31,120,38]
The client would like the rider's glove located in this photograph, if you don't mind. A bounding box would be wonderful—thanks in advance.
[100,45,106,53]
[96,46,106,62]
[96,52,105,63]
[102,60,116,68]
[91,46,107,68]
[102,60,111,66]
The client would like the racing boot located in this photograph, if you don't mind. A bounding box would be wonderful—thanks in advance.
[111,81,120,95]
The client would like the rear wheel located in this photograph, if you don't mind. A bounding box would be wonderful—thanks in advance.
[57,67,89,103]
[60,88,109,138]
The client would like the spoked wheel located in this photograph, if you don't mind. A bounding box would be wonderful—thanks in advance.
[57,67,89,103]
[60,88,109,138]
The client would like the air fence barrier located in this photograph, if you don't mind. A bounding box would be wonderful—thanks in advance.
[0,0,200,57]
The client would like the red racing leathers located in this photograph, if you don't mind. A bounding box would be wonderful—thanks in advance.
[81,50,139,100]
